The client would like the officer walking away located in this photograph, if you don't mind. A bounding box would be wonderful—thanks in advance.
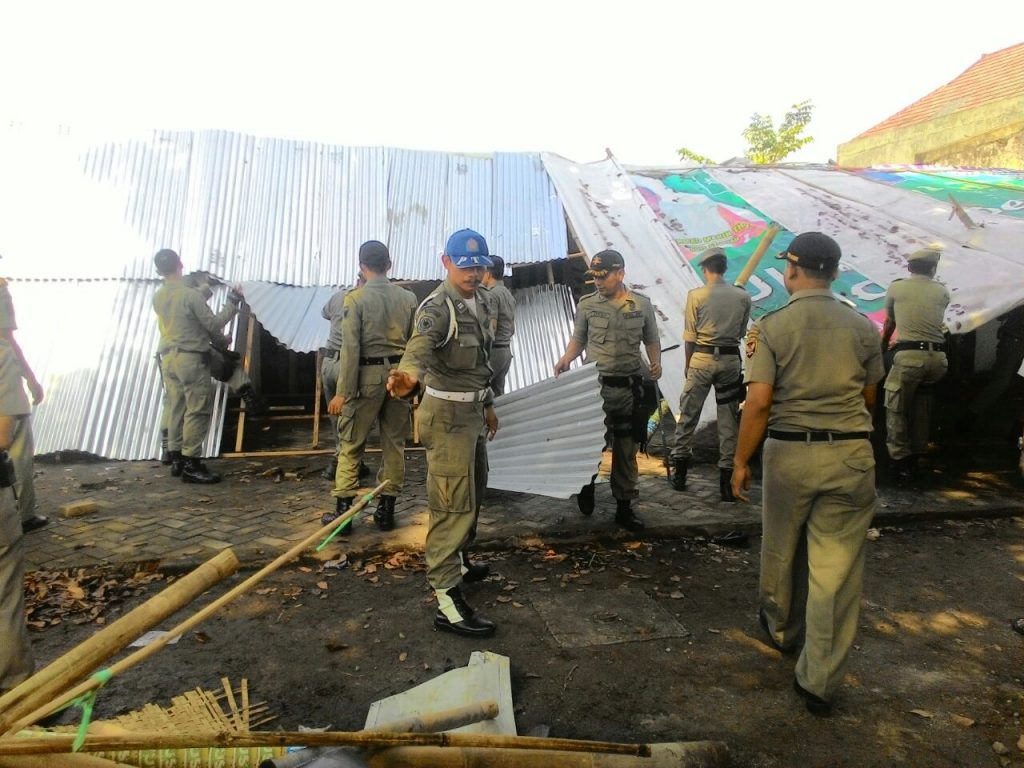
[0,276,48,534]
[554,249,662,532]
[152,249,242,484]
[668,247,751,501]
[732,232,884,716]
[321,241,418,535]
[880,248,950,479]
[387,229,499,638]
[482,256,516,396]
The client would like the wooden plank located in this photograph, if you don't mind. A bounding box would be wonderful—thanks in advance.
[234,311,257,453]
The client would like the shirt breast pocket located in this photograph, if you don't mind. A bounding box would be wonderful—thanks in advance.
[623,317,645,346]
[589,315,609,344]
[448,334,480,369]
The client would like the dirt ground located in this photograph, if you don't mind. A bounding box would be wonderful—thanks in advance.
[24,513,1024,768]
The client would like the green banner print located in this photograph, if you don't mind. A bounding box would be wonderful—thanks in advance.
[861,168,1024,219]
[632,170,888,325]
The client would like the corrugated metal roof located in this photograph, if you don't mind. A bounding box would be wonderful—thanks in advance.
[489,363,606,499]
[13,279,228,460]
[0,126,567,284]
[239,281,344,353]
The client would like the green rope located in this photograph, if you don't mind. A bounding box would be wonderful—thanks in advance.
[70,668,114,751]
[315,492,376,552]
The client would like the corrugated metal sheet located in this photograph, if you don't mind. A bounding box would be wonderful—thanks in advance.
[489,363,606,499]
[14,279,229,460]
[239,281,343,353]
[0,125,567,284]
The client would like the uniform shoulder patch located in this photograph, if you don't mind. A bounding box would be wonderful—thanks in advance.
[415,313,436,334]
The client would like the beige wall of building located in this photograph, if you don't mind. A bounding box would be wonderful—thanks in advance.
[838,95,1024,169]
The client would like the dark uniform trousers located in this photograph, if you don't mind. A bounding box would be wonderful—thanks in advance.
[419,394,489,590]
[600,381,639,501]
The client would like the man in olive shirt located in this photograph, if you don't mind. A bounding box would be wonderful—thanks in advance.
[669,247,751,500]
[482,256,516,396]
[881,248,950,477]
[152,249,242,484]
[322,241,418,534]
[388,229,499,638]
[554,249,662,532]
[732,232,884,716]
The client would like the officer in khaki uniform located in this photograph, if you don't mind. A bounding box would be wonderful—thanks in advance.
[880,248,950,477]
[732,232,884,716]
[554,249,662,532]
[0,331,34,693]
[152,249,242,484]
[321,241,418,534]
[482,256,516,396]
[669,247,751,501]
[0,277,48,534]
[388,229,499,638]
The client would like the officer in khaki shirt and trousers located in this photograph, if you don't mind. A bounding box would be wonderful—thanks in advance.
[388,229,500,638]
[880,248,950,478]
[669,247,751,501]
[732,232,884,716]
[321,241,418,534]
[481,255,516,396]
[554,249,662,532]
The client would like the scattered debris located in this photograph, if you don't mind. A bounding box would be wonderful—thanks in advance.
[24,566,166,630]
[59,499,100,518]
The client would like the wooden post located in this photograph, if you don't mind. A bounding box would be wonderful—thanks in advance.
[0,550,240,735]
[312,350,323,449]
[234,311,257,453]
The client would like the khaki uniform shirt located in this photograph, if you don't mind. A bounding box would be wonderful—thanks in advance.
[485,281,516,345]
[322,289,347,351]
[0,280,29,417]
[337,276,418,398]
[885,275,949,343]
[745,289,885,433]
[399,280,496,399]
[572,290,660,376]
[684,282,751,347]
[152,280,238,354]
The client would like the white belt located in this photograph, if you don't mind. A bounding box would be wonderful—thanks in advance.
[425,386,489,403]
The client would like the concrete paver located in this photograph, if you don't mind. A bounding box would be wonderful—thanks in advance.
[21,449,1024,571]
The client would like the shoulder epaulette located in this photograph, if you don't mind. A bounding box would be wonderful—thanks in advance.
[416,288,457,347]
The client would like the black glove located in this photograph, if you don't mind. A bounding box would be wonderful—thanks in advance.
[0,451,14,489]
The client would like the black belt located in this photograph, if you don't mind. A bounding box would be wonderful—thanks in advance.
[600,374,642,388]
[360,354,402,366]
[694,344,740,356]
[493,343,510,348]
[893,341,946,352]
[319,347,339,359]
[768,430,870,442]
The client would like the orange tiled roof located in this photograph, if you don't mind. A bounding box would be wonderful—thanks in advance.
[855,42,1024,139]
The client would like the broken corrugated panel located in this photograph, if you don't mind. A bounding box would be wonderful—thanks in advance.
[239,281,343,354]
[489,364,605,499]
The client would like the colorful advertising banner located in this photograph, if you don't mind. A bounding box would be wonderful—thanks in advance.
[860,167,1024,220]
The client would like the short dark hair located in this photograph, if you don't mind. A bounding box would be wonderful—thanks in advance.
[908,260,936,276]
[358,240,391,272]
[488,255,505,280]
[701,253,727,275]
[153,249,181,276]
[793,262,837,281]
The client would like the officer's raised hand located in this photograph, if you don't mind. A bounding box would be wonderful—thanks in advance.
[387,370,418,398]
[484,405,499,441]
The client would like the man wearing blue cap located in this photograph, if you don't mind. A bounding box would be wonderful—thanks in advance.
[387,229,499,638]
[554,249,662,532]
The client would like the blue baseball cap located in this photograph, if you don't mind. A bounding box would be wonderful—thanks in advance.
[445,229,493,268]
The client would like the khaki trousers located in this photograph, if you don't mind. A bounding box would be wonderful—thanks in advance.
[0,486,33,689]
[601,383,638,501]
[670,355,742,469]
[163,350,213,458]
[320,355,341,460]
[489,347,513,397]
[759,438,877,700]
[884,350,947,460]
[331,366,410,498]
[419,394,488,590]
[10,416,35,523]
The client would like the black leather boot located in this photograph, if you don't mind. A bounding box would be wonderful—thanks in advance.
[577,481,595,516]
[181,457,222,484]
[359,461,371,480]
[168,450,184,478]
[434,585,497,638]
[321,496,353,536]
[670,459,688,491]
[374,495,396,531]
[460,551,490,582]
[238,384,267,417]
[320,459,337,480]
[720,468,736,502]
[160,429,171,465]
[614,499,645,532]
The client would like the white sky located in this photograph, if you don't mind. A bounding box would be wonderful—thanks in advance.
[2,0,1022,165]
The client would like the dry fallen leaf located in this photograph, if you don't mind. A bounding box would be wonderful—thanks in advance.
[512,601,525,608]
[910,709,934,719]
[950,714,975,728]
[298,566,313,573]
[324,641,349,653]
[317,581,329,590]
[399,652,408,662]
[194,632,211,644]
[497,596,512,603]
[669,591,685,599]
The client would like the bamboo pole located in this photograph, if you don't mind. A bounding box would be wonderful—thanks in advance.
[0,756,138,768]
[312,349,323,449]
[732,223,781,288]
[0,549,240,735]
[368,700,499,735]
[0,731,650,757]
[3,483,388,737]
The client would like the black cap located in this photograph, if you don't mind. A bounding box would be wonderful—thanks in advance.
[153,248,181,275]
[586,249,625,276]
[776,232,841,271]
[358,240,391,270]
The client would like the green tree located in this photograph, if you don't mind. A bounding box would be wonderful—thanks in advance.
[675,100,815,165]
